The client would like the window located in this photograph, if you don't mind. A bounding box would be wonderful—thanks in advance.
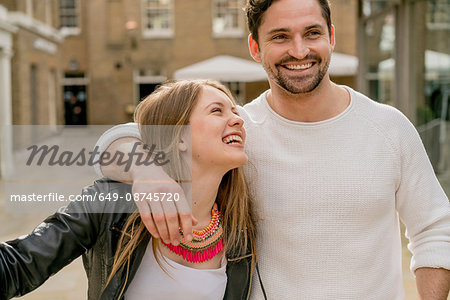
[212,0,244,37]
[59,0,80,35]
[427,0,450,30]
[142,0,173,38]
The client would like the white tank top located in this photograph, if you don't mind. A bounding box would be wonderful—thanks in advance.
[125,242,227,300]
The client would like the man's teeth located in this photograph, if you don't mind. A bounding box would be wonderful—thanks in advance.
[223,135,243,144]
[285,63,313,70]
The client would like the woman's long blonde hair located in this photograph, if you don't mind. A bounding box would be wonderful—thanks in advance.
[106,80,257,296]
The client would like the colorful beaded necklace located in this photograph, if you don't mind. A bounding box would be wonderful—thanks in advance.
[162,203,223,263]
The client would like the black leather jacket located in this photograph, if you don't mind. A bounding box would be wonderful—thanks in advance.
[0,179,254,299]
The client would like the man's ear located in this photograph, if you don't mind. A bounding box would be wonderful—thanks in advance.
[248,34,261,63]
[330,24,336,50]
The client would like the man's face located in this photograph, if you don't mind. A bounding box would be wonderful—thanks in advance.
[249,0,335,95]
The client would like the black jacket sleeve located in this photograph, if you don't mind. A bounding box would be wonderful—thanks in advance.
[0,183,106,299]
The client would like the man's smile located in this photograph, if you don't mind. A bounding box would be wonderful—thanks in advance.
[283,62,314,70]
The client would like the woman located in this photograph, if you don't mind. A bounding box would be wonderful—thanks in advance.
[0,80,257,300]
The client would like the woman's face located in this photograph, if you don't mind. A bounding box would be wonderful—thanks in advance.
[187,85,247,172]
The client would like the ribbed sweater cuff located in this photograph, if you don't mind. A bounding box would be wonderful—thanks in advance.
[93,123,141,177]
[410,242,450,273]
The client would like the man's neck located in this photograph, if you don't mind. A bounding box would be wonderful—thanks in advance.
[267,80,350,122]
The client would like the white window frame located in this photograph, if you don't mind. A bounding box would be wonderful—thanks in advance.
[141,0,174,39]
[212,0,244,38]
[426,0,450,31]
[59,0,80,36]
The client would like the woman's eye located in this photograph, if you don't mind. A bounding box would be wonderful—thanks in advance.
[211,108,222,113]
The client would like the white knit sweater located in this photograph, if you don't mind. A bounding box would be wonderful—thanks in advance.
[94,86,450,299]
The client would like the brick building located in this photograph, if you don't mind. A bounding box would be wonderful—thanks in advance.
[60,0,262,124]
[0,5,15,177]
[0,0,358,126]
[0,0,358,177]
[0,0,63,126]
[0,0,63,178]
[59,0,357,125]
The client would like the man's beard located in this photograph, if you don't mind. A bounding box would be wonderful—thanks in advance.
[264,54,330,94]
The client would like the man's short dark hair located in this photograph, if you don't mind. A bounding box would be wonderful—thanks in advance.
[245,0,332,44]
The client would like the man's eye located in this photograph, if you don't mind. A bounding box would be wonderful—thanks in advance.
[308,31,321,37]
[272,34,287,40]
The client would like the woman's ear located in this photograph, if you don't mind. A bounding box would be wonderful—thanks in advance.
[178,139,188,152]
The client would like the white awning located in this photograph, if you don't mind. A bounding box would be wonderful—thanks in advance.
[174,55,267,82]
[174,53,358,82]
[379,50,450,75]
[329,52,358,76]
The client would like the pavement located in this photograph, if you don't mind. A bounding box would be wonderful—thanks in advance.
[0,126,449,299]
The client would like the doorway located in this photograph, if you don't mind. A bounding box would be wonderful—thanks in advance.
[64,85,87,125]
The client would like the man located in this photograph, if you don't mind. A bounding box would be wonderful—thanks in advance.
[95,0,450,298]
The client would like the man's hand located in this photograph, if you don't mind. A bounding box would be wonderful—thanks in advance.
[132,165,197,245]
[100,137,197,245]
[415,267,450,299]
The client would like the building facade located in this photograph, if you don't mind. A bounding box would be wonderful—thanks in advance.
[60,0,266,125]
[0,5,16,178]
[0,0,357,179]
[0,0,63,126]
[0,0,358,127]
[59,0,357,125]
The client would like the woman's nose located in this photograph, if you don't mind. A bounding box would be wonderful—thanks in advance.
[228,114,244,127]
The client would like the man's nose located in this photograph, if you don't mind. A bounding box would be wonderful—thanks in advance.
[288,36,310,59]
